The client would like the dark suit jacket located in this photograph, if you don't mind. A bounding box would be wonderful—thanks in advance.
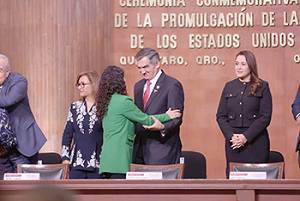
[133,71,184,164]
[292,85,300,152]
[216,78,272,143]
[0,72,46,157]
[216,79,272,176]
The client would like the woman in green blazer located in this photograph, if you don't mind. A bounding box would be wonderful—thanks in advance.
[96,65,181,179]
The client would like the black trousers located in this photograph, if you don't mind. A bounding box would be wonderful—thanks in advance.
[100,172,126,179]
[69,168,101,179]
[0,148,38,179]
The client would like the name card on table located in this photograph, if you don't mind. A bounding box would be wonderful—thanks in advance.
[126,172,163,180]
[3,173,40,180]
[229,171,267,180]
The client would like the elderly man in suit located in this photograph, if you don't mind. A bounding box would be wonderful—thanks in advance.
[292,85,300,167]
[133,48,184,165]
[0,53,46,176]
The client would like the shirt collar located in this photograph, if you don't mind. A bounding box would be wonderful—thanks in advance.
[148,70,162,86]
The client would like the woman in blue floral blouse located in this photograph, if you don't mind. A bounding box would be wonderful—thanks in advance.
[61,71,103,179]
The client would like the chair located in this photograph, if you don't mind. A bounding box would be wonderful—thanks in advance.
[181,151,206,179]
[130,163,184,179]
[38,152,62,164]
[229,162,284,179]
[17,164,69,180]
[269,150,284,163]
[268,150,285,178]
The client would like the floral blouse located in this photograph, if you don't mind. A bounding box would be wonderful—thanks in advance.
[61,100,103,171]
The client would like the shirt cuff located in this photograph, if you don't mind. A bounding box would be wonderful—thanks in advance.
[296,113,300,119]
[160,128,166,137]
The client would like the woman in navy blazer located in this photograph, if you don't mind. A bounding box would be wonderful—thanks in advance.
[61,71,103,179]
[216,50,272,178]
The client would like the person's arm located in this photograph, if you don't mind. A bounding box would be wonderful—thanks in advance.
[243,83,272,143]
[216,84,234,141]
[159,81,184,137]
[61,107,75,164]
[292,85,300,122]
[121,96,171,125]
[0,76,27,107]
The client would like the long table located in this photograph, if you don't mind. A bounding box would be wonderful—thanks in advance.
[0,179,300,201]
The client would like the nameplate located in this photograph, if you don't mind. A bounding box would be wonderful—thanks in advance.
[229,171,267,180]
[3,173,40,180]
[126,172,163,180]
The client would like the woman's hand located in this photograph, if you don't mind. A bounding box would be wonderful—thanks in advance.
[230,134,247,149]
[166,108,181,119]
[143,116,165,131]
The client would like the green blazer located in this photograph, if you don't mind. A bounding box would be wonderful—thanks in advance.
[100,93,170,174]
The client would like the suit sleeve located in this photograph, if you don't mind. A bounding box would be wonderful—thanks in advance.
[292,85,300,119]
[61,106,75,161]
[243,83,272,143]
[216,83,234,141]
[122,97,170,125]
[161,80,184,137]
[0,76,28,107]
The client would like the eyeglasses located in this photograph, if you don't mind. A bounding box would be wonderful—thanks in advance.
[76,82,91,87]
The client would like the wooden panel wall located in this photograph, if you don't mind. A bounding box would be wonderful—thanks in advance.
[0,0,112,152]
[0,0,299,179]
[111,1,300,178]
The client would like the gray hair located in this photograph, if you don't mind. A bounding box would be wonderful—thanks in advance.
[135,48,160,65]
[0,54,10,71]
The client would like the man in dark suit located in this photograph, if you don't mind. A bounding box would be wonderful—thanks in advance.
[292,85,300,167]
[133,48,184,165]
[0,53,47,175]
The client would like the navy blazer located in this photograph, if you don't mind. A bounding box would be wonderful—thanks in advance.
[0,73,46,157]
[133,71,184,164]
[216,78,272,143]
[292,85,300,151]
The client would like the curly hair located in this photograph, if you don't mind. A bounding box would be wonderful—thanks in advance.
[96,65,127,120]
[236,50,262,95]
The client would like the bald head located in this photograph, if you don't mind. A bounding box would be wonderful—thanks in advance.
[0,53,10,85]
[0,54,10,71]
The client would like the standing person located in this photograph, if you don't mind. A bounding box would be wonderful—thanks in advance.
[216,50,272,178]
[0,53,47,175]
[95,65,181,179]
[133,48,184,165]
[292,85,300,167]
[0,108,16,179]
[61,71,103,179]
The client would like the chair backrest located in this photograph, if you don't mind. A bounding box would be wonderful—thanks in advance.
[130,163,184,179]
[38,152,62,164]
[181,151,206,179]
[229,162,284,179]
[17,164,69,180]
[269,150,284,163]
